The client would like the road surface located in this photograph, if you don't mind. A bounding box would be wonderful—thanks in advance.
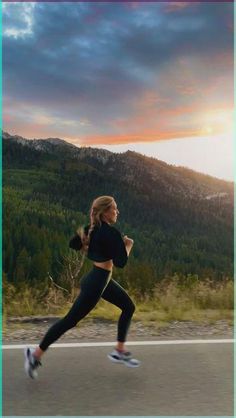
[3,339,233,416]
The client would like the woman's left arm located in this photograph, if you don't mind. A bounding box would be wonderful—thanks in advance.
[69,234,82,251]
[111,228,129,268]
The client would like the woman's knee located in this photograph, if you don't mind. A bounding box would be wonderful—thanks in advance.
[125,299,136,317]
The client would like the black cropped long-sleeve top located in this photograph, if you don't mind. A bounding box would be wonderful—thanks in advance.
[69,221,128,268]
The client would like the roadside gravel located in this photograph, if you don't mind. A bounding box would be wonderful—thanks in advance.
[3,316,233,344]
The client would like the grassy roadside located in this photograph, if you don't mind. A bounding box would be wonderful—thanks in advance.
[3,277,233,328]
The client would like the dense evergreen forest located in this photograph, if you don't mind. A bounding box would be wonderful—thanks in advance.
[3,132,234,295]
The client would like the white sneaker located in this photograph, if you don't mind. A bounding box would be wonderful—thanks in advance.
[24,347,42,379]
[108,349,140,368]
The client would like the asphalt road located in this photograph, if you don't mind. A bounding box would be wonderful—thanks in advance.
[3,341,233,416]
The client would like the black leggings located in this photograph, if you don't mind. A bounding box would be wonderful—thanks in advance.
[39,266,135,351]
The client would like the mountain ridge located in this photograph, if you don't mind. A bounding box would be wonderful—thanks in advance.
[2,131,233,280]
[3,131,233,200]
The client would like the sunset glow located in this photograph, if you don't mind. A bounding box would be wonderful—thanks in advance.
[2,2,233,180]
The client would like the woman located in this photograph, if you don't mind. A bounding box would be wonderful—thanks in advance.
[24,195,140,379]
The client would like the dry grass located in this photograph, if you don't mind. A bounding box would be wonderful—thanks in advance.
[3,277,233,326]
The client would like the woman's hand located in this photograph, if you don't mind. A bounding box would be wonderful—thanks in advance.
[123,235,134,245]
[123,235,134,256]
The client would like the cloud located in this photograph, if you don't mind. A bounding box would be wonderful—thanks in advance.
[2,3,35,38]
[2,2,233,145]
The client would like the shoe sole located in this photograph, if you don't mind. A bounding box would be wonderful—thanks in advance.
[107,354,124,364]
[24,348,38,379]
[107,354,140,368]
[123,361,140,368]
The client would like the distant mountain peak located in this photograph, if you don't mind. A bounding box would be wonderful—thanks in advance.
[41,137,73,146]
[3,131,77,149]
[2,131,233,201]
[3,131,26,141]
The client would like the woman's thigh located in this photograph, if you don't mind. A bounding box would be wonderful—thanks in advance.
[101,278,134,310]
[65,269,110,320]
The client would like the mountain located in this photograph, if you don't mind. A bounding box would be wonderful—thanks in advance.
[3,131,233,200]
[2,131,234,284]
[2,131,113,164]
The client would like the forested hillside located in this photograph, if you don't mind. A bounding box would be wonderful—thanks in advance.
[3,132,233,294]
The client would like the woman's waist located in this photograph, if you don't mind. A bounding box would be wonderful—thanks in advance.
[93,260,113,272]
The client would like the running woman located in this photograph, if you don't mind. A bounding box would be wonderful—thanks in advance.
[24,195,140,378]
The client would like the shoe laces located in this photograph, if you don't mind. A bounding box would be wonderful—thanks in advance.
[30,354,42,368]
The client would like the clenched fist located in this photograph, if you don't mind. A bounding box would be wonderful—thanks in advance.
[123,235,134,246]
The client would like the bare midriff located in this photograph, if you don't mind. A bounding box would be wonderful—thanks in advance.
[93,259,113,272]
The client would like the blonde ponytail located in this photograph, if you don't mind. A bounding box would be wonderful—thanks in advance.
[78,195,114,254]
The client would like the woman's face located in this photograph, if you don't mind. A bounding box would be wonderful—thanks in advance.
[102,200,119,224]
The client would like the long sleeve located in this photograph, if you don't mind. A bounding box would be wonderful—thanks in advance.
[69,225,90,251]
[111,228,128,268]
[69,234,82,251]
[70,221,129,268]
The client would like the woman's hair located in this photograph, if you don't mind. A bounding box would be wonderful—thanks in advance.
[78,195,114,253]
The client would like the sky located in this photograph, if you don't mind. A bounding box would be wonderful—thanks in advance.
[2,1,234,181]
